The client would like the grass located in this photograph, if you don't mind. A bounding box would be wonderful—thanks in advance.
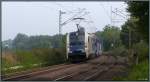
[113,59,149,80]
[1,63,46,75]
[127,59,149,80]
[113,41,149,81]
[1,48,66,75]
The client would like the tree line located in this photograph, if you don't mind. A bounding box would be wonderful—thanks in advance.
[2,33,66,51]
[2,1,149,79]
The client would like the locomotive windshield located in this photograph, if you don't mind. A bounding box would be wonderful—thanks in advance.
[70,41,84,46]
[69,31,85,50]
[69,32,85,43]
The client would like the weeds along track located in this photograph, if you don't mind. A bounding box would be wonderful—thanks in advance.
[2,63,77,81]
[2,55,123,81]
[2,63,66,77]
[54,63,114,81]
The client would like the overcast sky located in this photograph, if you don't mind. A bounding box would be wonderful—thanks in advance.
[2,1,129,41]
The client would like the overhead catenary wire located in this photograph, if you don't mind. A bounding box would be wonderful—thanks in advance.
[79,12,97,33]
[112,11,126,20]
[55,2,126,33]
[61,8,86,26]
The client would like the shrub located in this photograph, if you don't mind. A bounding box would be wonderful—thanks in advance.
[132,40,149,62]
[2,52,19,70]
[111,45,128,57]
[30,48,66,66]
[2,48,67,74]
[126,59,149,80]
[15,50,40,67]
[113,59,149,80]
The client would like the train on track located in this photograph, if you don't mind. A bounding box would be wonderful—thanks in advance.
[66,27,102,62]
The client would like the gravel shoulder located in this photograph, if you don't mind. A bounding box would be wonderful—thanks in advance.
[3,55,129,81]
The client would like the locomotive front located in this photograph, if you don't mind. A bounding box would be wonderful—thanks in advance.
[67,28,86,62]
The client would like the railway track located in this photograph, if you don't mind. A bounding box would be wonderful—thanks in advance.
[2,63,66,78]
[83,65,114,81]
[22,62,89,81]
[2,55,126,81]
[54,63,114,81]
[2,63,76,81]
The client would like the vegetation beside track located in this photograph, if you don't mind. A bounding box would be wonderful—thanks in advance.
[2,48,66,74]
[1,1,149,80]
[113,59,149,80]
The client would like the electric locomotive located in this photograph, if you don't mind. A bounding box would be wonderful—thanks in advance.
[66,27,102,62]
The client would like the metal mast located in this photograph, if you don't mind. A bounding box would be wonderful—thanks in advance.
[59,10,66,47]
[59,10,61,36]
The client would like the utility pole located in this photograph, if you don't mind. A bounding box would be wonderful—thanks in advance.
[59,10,62,37]
[59,10,66,48]
[111,6,112,26]
[59,10,62,48]
[129,27,131,56]
[129,27,131,51]
[129,26,137,65]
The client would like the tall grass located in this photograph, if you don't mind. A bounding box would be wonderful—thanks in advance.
[113,41,149,80]
[2,48,66,74]
[113,59,149,81]
[110,45,127,57]
[127,59,149,80]
[132,41,149,62]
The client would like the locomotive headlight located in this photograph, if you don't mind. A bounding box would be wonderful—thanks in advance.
[69,51,72,53]
[81,49,85,53]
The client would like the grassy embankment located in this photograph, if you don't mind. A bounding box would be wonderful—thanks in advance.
[113,60,149,80]
[2,48,66,75]
[112,41,149,80]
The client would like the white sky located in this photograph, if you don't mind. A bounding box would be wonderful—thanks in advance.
[2,1,129,41]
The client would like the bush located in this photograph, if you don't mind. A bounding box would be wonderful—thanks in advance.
[15,50,41,67]
[1,52,19,71]
[126,60,149,80]
[2,58,13,69]
[111,45,128,57]
[32,48,65,65]
[42,48,66,65]
[2,48,67,74]
[132,40,149,62]
[113,41,149,80]
[113,59,149,80]
[15,48,66,66]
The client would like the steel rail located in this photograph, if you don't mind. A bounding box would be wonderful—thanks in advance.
[2,64,76,81]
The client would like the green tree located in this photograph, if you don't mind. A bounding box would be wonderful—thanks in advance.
[120,19,141,48]
[127,1,149,42]
[96,25,121,51]
[12,33,29,50]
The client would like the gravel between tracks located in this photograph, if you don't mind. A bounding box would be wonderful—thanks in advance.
[2,55,128,81]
